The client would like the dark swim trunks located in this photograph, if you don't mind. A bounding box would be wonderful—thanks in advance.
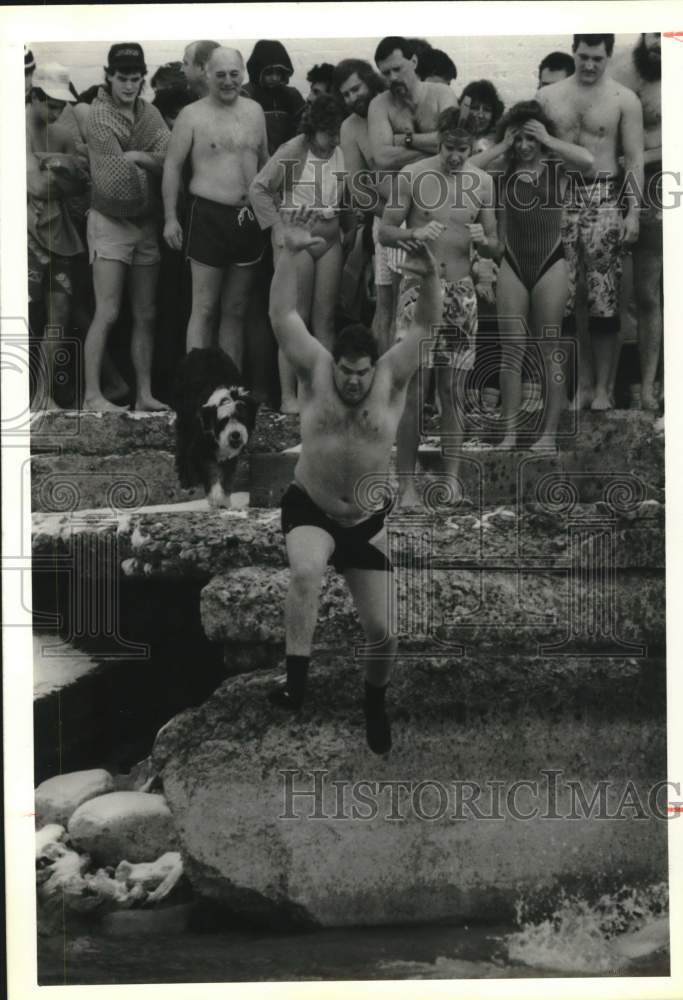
[186,197,265,268]
[281,482,393,573]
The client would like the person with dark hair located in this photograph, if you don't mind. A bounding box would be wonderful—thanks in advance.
[181,40,220,98]
[379,107,498,507]
[27,63,88,410]
[333,59,391,350]
[82,43,170,411]
[152,84,195,128]
[611,33,662,411]
[151,61,186,95]
[305,62,336,101]
[267,206,443,755]
[418,48,457,85]
[250,94,347,412]
[163,47,268,370]
[470,101,594,451]
[243,39,306,154]
[458,79,504,153]
[369,36,457,295]
[537,34,644,411]
[538,51,575,87]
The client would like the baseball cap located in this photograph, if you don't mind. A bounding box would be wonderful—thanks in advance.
[32,62,75,103]
[106,42,147,74]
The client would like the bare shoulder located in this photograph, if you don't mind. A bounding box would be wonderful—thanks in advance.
[614,79,641,109]
[368,92,390,116]
[427,81,456,104]
[239,95,266,120]
[49,123,74,151]
[538,77,571,107]
[340,115,358,142]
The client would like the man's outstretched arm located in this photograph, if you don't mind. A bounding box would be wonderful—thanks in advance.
[382,245,442,387]
[269,208,329,376]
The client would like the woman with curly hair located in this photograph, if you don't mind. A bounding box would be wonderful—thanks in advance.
[470,100,593,450]
[458,79,505,153]
[250,94,347,412]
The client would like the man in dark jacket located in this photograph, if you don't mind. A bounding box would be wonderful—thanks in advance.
[243,39,305,155]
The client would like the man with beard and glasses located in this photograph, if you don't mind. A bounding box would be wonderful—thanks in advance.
[333,59,391,350]
[369,37,457,296]
[611,33,662,411]
[537,34,644,413]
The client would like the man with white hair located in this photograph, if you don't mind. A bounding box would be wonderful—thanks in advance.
[162,47,269,368]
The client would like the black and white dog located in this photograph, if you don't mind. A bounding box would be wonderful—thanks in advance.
[173,348,259,508]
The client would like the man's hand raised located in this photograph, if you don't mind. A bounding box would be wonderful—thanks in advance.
[399,241,439,279]
[279,206,329,254]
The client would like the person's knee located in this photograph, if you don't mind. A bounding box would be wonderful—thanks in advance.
[93,298,120,329]
[222,292,250,320]
[289,558,328,593]
[134,302,157,328]
[633,279,660,313]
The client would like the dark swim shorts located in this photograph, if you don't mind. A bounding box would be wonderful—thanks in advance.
[186,197,265,268]
[281,482,393,573]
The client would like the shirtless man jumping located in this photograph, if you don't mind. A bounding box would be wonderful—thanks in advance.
[537,33,644,411]
[267,207,442,754]
[612,32,662,411]
[380,109,498,507]
[162,47,269,367]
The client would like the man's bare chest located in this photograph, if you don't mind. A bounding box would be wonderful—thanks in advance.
[388,95,441,133]
[194,115,260,156]
[553,96,619,143]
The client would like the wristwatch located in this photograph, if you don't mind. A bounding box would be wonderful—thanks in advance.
[404,132,414,149]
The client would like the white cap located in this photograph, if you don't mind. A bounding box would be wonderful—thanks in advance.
[32,62,74,102]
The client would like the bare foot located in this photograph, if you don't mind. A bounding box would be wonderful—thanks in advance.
[570,388,593,411]
[590,391,612,412]
[280,398,300,415]
[135,396,170,412]
[530,435,558,454]
[103,380,130,402]
[640,388,659,412]
[82,395,130,413]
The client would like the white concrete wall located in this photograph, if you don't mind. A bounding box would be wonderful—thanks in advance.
[32,34,639,107]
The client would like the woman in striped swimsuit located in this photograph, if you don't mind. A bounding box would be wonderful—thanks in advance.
[471,101,594,450]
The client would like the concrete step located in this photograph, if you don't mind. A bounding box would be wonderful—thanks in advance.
[31,502,664,581]
[200,565,664,655]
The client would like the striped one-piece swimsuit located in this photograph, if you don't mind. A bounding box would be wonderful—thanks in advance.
[503,161,565,292]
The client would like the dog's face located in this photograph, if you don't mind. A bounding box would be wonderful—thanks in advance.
[200,386,257,461]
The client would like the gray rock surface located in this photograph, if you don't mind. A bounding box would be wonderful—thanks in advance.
[36,769,115,827]
[68,791,179,864]
[152,654,666,927]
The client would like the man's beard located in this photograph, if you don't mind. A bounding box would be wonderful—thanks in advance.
[633,37,661,82]
[352,97,370,118]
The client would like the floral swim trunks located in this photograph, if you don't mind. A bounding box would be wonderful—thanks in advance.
[561,176,624,335]
[395,274,478,369]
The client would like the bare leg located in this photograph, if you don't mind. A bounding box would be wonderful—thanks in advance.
[496,260,530,449]
[344,537,398,687]
[590,332,619,411]
[311,239,342,352]
[284,526,335,655]
[437,364,467,498]
[83,258,129,411]
[129,263,167,411]
[396,366,430,507]
[569,273,593,410]
[529,258,569,450]
[34,291,71,410]
[632,224,663,411]
[218,263,257,372]
[186,260,222,352]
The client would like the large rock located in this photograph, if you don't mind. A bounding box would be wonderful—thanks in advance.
[201,564,665,654]
[31,501,663,581]
[68,791,179,864]
[152,654,666,927]
[36,769,115,827]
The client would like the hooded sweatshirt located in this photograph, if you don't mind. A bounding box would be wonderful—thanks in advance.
[243,40,305,154]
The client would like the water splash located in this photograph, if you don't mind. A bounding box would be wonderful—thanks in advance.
[506,883,669,974]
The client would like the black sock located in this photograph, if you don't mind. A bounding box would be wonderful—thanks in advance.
[286,655,309,703]
[364,681,391,754]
